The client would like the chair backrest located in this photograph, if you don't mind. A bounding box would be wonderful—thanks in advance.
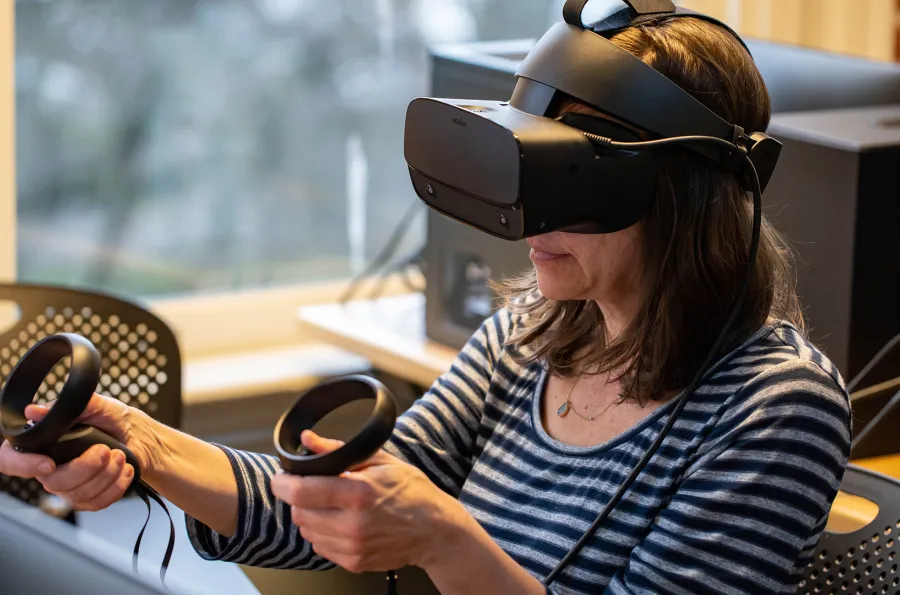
[0,282,182,507]
[798,465,900,595]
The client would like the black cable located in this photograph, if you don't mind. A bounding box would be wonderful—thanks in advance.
[847,332,900,394]
[583,132,745,154]
[338,200,423,304]
[852,386,900,450]
[368,247,426,300]
[386,569,399,595]
[543,135,763,586]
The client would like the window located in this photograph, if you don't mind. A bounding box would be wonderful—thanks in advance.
[12,0,562,300]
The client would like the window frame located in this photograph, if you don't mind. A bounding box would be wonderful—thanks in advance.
[1,2,14,285]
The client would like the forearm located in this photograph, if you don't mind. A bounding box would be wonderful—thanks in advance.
[423,506,546,595]
[135,413,239,537]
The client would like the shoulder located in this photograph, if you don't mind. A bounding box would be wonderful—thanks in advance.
[710,322,852,448]
[731,323,848,406]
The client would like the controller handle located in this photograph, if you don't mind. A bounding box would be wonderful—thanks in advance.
[41,424,142,489]
[0,333,140,493]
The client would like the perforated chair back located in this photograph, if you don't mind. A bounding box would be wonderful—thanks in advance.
[0,282,182,506]
[798,465,900,595]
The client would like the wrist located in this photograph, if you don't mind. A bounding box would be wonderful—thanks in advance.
[124,407,171,483]
[419,492,476,572]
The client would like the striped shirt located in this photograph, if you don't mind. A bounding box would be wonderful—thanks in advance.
[186,309,852,594]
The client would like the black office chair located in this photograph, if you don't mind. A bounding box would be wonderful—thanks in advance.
[797,465,900,595]
[0,282,182,508]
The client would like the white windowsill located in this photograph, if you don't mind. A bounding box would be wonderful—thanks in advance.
[182,343,370,406]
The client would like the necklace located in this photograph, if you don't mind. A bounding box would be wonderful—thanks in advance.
[556,377,617,421]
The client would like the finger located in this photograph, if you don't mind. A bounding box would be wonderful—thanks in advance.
[27,394,125,438]
[64,449,126,505]
[325,551,371,574]
[301,431,396,472]
[25,403,52,422]
[304,531,358,558]
[271,473,374,510]
[39,444,111,494]
[80,464,134,512]
[300,430,344,454]
[0,440,55,478]
[291,505,348,533]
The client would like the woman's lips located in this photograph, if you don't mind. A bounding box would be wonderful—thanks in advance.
[529,248,571,263]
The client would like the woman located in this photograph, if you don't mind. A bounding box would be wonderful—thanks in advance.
[0,16,850,595]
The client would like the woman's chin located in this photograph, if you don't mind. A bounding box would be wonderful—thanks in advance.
[535,274,586,302]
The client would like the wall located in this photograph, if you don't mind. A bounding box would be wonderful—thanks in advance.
[678,0,899,62]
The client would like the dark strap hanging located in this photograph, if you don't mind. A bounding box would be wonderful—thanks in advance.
[131,482,176,586]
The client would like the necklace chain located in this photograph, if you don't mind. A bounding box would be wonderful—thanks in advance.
[556,377,617,421]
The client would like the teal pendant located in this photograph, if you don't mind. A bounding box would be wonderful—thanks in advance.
[557,401,570,417]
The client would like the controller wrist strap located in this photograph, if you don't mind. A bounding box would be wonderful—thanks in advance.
[132,480,176,586]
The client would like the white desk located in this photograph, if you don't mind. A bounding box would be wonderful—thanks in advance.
[297,293,459,388]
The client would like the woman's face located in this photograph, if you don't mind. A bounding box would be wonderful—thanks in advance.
[528,102,647,313]
[527,225,644,307]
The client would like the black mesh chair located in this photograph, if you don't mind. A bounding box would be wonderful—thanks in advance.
[0,282,182,508]
[797,465,900,595]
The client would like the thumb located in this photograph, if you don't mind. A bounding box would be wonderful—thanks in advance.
[300,431,395,471]
[25,403,52,423]
[27,394,128,440]
[78,394,130,438]
[300,430,344,454]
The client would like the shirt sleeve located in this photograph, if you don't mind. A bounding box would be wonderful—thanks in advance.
[382,308,511,495]
[601,358,852,595]
[184,309,510,569]
[184,446,335,570]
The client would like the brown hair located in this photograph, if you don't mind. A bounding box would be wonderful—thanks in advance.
[498,17,804,403]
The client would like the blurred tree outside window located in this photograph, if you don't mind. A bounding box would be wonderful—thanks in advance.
[14,0,561,298]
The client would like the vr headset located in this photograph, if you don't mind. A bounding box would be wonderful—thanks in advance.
[403,0,782,240]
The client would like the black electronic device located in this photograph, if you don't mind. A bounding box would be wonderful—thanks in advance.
[404,5,779,241]
[763,104,900,385]
[0,333,175,585]
[273,374,397,476]
[404,0,776,586]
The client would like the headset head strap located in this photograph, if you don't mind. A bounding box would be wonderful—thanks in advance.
[563,0,750,54]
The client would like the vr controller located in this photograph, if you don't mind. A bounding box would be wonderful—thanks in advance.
[274,374,398,476]
[0,333,141,490]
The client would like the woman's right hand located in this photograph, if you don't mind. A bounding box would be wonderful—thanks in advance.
[0,394,159,511]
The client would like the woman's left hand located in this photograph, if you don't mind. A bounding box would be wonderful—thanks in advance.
[270,430,467,574]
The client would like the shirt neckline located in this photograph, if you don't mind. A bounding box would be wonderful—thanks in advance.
[528,322,780,456]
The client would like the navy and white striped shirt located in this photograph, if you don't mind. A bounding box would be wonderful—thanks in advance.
[186,309,851,594]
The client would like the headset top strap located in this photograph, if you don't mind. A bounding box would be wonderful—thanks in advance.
[563,0,750,55]
[564,0,675,26]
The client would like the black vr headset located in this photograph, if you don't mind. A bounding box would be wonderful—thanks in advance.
[403,0,782,240]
